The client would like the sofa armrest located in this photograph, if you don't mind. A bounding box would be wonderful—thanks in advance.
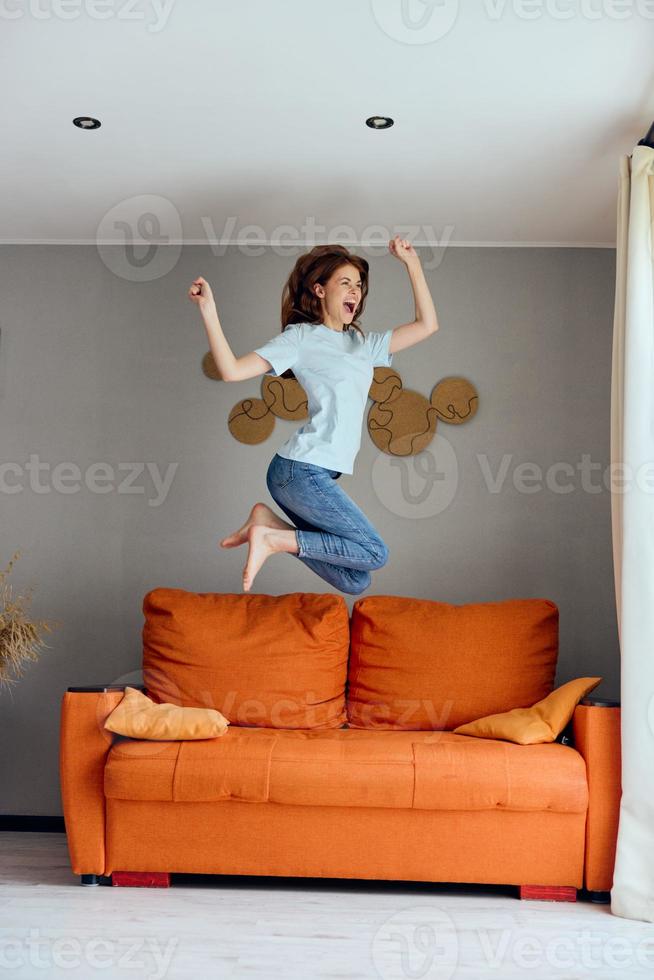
[59,688,130,875]
[66,685,146,693]
[572,699,621,893]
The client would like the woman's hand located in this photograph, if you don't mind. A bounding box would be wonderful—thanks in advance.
[188,276,216,312]
[388,235,420,269]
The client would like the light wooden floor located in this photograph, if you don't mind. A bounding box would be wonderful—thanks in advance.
[1,832,652,979]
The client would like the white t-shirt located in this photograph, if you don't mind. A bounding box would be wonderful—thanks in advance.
[253,322,394,475]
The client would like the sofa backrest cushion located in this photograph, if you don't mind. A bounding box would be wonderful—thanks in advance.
[346,595,559,730]
[142,589,349,729]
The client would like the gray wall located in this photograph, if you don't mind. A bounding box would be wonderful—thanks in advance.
[0,244,618,815]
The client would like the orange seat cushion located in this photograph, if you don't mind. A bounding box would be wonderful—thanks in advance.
[142,589,349,729]
[346,596,559,730]
[104,726,588,813]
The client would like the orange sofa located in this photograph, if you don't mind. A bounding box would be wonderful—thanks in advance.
[59,590,621,900]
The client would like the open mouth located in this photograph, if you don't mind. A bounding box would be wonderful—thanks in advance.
[343,301,356,315]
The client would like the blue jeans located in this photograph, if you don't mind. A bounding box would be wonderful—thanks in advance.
[266,453,389,595]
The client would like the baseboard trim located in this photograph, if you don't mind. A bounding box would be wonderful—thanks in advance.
[0,815,65,832]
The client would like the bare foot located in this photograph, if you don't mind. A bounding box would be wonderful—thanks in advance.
[242,524,293,592]
[220,502,293,549]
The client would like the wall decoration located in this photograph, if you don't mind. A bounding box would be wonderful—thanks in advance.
[206,350,479,455]
[261,375,308,421]
[430,377,479,424]
[369,365,403,405]
[201,351,222,381]
[368,388,436,457]
[227,397,275,445]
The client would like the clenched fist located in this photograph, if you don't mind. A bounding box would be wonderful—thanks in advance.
[188,276,216,310]
[388,235,420,268]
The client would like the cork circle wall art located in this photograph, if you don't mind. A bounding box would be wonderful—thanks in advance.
[202,351,479,456]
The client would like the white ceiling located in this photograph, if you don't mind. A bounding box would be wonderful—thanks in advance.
[2,0,653,246]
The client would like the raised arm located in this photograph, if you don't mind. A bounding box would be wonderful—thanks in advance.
[188,276,272,382]
[386,236,439,355]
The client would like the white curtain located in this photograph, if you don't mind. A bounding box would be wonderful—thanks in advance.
[610,143,654,923]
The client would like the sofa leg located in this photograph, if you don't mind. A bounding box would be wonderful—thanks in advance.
[588,889,611,904]
[80,874,112,886]
[519,885,577,902]
[111,871,171,888]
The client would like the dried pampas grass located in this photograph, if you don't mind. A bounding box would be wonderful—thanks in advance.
[0,551,58,690]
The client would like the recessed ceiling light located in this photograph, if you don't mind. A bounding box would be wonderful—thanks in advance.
[73,116,101,130]
[366,116,394,130]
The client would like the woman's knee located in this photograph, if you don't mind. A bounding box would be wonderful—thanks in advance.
[342,570,371,595]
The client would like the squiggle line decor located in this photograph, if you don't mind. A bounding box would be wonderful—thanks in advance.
[227,397,275,445]
[203,351,479,455]
[430,377,479,425]
[261,375,308,421]
[368,389,436,456]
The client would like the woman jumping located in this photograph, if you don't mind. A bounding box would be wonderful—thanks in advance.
[188,235,439,594]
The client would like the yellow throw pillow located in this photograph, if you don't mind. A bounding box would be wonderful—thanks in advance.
[452,676,602,745]
[104,686,230,740]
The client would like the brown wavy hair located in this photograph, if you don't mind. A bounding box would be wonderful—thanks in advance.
[277,244,369,379]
